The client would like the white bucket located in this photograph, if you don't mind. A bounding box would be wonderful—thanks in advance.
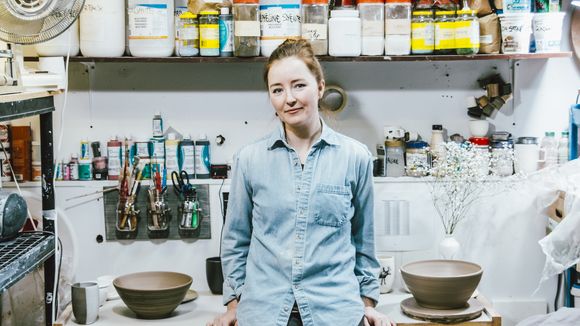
[499,13,533,54]
[533,12,565,53]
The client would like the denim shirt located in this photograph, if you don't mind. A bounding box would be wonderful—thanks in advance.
[221,120,380,326]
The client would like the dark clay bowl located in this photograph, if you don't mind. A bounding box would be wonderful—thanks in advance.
[401,260,483,310]
[113,271,192,319]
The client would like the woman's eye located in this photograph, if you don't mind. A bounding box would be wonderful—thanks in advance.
[294,83,306,89]
[271,88,283,94]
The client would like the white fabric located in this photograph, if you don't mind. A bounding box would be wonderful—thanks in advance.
[516,307,580,326]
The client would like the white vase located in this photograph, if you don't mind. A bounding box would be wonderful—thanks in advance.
[439,234,460,259]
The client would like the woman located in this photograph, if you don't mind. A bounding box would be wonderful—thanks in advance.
[208,39,393,326]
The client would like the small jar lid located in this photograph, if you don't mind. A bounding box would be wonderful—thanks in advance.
[406,140,429,149]
[234,0,259,4]
[413,10,432,15]
[331,9,359,18]
[469,137,490,146]
[302,0,328,4]
[516,137,538,144]
[180,11,197,19]
[386,0,411,3]
[358,0,385,3]
[457,9,477,15]
[435,10,455,16]
[385,139,405,147]
[200,10,219,15]
[432,124,443,130]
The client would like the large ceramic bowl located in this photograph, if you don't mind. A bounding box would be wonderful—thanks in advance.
[401,260,483,310]
[113,271,192,319]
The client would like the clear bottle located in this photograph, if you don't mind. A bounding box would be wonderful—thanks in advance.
[430,124,445,157]
[199,10,220,56]
[385,139,406,177]
[175,0,189,53]
[384,0,411,55]
[469,137,490,177]
[329,9,362,56]
[411,10,434,54]
[558,131,569,165]
[219,7,234,57]
[177,12,200,57]
[302,0,329,55]
[491,140,514,176]
[359,0,385,55]
[540,131,558,168]
[455,9,479,55]
[233,0,261,57]
[405,140,430,176]
[434,10,456,54]
[152,112,163,137]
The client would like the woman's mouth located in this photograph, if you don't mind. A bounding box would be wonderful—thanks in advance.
[285,108,302,114]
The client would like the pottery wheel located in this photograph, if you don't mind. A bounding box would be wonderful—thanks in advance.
[181,289,199,304]
[400,297,484,324]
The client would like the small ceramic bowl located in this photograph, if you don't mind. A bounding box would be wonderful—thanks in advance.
[469,120,490,137]
[401,260,483,310]
[113,271,192,319]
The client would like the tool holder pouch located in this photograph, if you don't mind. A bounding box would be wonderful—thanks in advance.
[115,198,139,239]
[178,196,202,238]
[147,189,171,239]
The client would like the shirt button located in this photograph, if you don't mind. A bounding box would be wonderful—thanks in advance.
[284,307,289,312]
[294,284,299,289]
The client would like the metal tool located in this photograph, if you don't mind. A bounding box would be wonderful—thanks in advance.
[172,170,192,197]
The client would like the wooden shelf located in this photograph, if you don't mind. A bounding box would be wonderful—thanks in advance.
[25,52,572,63]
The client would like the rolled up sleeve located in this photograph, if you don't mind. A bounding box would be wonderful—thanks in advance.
[221,152,253,305]
[351,154,380,303]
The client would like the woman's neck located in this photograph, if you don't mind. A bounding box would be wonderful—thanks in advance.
[284,119,322,163]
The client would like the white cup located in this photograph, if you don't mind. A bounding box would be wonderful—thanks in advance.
[377,255,395,294]
[72,282,99,324]
[468,120,490,137]
[514,143,540,173]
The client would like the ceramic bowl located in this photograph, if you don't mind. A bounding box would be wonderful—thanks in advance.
[113,271,192,319]
[468,120,490,137]
[400,260,483,310]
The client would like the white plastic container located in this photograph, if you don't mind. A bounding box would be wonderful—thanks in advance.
[533,12,565,53]
[384,0,411,55]
[128,0,174,57]
[572,284,580,307]
[329,9,362,56]
[35,20,80,56]
[80,0,125,57]
[259,0,301,57]
[358,1,385,55]
[498,13,532,54]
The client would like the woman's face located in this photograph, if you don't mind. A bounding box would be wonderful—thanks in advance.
[267,56,325,130]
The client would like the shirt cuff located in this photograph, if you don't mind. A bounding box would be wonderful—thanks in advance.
[222,280,245,306]
[358,275,380,303]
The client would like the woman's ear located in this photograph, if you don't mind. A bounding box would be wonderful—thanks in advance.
[318,80,326,99]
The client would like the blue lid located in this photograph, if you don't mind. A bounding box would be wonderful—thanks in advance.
[406,141,429,149]
[574,283,580,289]
[491,140,513,149]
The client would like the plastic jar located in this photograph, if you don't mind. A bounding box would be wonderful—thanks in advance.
[329,9,362,56]
[128,0,174,57]
[233,0,261,57]
[405,141,430,177]
[80,0,125,57]
[302,0,329,55]
[384,0,411,55]
[469,137,490,177]
[199,11,220,56]
[492,140,514,176]
[359,0,385,55]
[411,10,434,54]
[434,10,455,54]
[259,0,301,57]
[385,139,406,177]
[36,20,80,56]
[455,9,479,55]
[177,12,199,57]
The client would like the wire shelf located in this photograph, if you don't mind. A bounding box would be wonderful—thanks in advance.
[0,231,55,292]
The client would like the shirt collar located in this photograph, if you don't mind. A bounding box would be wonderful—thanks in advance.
[267,118,340,150]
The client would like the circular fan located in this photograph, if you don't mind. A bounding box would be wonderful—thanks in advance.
[0,0,84,44]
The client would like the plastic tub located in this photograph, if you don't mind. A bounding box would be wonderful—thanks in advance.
[499,13,533,54]
[533,12,565,53]
[128,0,175,57]
[80,0,125,57]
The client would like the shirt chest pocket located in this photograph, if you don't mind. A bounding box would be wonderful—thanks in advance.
[312,184,352,227]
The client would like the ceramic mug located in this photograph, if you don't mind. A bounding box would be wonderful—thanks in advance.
[71,282,99,324]
[377,255,395,294]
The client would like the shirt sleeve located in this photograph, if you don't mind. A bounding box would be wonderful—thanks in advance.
[351,153,380,303]
[221,152,253,305]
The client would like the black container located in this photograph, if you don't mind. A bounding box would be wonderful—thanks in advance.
[206,257,224,294]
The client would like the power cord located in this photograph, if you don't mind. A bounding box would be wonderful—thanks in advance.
[218,178,226,257]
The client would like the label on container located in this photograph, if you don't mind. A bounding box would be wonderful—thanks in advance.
[362,21,384,37]
[480,34,493,44]
[200,24,219,48]
[235,21,261,36]
[175,5,188,48]
[220,20,234,52]
[411,23,434,50]
[435,22,455,50]
[385,19,411,35]
[129,4,169,39]
[302,23,327,40]
[135,141,150,157]
[107,145,122,177]
[180,145,195,175]
[504,0,532,12]
[455,21,479,48]
[194,144,211,176]
[259,4,301,40]
[180,25,199,41]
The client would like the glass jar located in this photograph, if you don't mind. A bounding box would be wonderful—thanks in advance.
[385,139,406,177]
[302,0,328,55]
[359,0,385,55]
[434,10,455,54]
[492,140,514,177]
[177,12,199,57]
[233,0,260,57]
[405,141,430,177]
[199,10,220,56]
[411,10,434,54]
[455,9,479,55]
[469,137,490,177]
[385,0,411,55]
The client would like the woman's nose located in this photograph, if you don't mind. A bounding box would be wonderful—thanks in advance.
[286,91,297,107]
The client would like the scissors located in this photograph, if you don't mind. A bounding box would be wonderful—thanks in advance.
[171,170,192,197]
